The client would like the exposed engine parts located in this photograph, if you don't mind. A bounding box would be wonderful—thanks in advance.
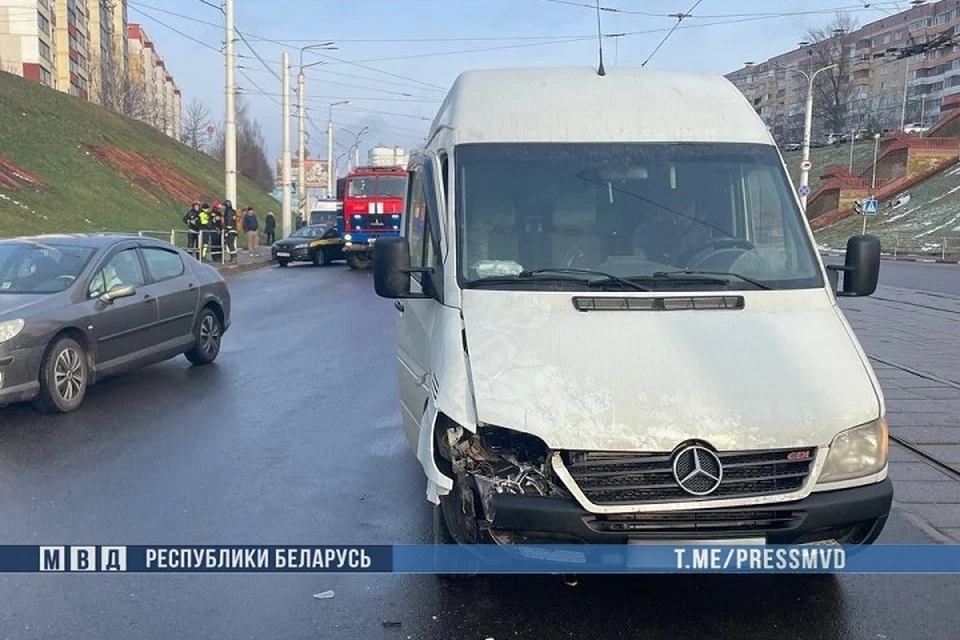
[435,422,567,543]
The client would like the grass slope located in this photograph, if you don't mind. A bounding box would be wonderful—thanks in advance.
[813,162,960,253]
[781,141,878,193]
[0,71,277,238]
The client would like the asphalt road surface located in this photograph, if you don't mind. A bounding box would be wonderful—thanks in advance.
[824,254,960,296]
[2,262,959,640]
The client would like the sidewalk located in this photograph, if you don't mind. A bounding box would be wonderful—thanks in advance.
[206,246,273,276]
[838,285,960,542]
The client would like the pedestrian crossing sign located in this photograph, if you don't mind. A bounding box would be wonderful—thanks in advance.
[863,199,879,215]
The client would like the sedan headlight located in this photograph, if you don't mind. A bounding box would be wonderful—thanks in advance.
[343,234,352,242]
[0,319,25,344]
[818,417,888,484]
[294,243,309,249]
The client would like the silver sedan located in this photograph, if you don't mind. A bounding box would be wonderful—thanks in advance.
[0,234,231,413]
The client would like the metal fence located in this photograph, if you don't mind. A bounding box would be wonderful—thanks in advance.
[885,235,960,261]
[110,229,244,265]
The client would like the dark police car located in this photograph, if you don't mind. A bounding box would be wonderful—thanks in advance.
[270,224,344,267]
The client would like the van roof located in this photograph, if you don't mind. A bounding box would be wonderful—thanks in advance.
[429,67,774,147]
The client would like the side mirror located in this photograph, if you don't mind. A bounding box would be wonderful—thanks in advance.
[827,235,880,297]
[373,237,437,299]
[374,237,414,298]
[99,285,136,304]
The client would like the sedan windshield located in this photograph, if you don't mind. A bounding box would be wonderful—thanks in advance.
[291,226,327,238]
[0,243,95,294]
[456,143,822,290]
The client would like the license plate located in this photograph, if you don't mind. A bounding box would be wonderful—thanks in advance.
[276,252,290,257]
[627,538,766,546]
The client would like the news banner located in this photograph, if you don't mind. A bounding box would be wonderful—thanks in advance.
[2,545,960,574]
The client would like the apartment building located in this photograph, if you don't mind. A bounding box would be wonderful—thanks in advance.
[0,2,180,141]
[87,0,128,106]
[0,0,57,88]
[54,0,89,99]
[727,0,960,143]
[127,22,180,139]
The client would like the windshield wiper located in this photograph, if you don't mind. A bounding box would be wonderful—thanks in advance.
[652,270,772,290]
[519,268,652,292]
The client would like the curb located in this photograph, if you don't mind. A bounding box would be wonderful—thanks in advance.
[217,260,273,277]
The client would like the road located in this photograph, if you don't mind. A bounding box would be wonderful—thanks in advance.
[825,254,960,296]
[2,262,960,639]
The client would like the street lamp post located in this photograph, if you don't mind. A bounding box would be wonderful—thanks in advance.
[349,126,369,171]
[327,101,349,198]
[297,43,336,224]
[790,61,838,211]
[866,132,881,235]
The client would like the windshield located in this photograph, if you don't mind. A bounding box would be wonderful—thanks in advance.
[347,175,406,199]
[0,243,95,294]
[291,226,326,238]
[456,143,822,290]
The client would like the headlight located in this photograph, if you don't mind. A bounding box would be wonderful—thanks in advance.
[818,417,888,484]
[0,319,25,344]
[294,243,308,249]
[343,234,352,242]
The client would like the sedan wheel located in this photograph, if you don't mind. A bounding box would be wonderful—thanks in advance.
[35,337,88,414]
[185,308,222,365]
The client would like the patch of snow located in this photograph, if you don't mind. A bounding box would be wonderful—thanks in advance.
[917,212,960,237]
[926,183,960,205]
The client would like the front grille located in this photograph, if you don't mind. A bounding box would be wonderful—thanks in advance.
[562,447,816,506]
[350,214,400,232]
[584,509,804,535]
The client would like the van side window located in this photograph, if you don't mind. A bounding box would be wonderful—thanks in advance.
[406,167,440,273]
[406,169,427,269]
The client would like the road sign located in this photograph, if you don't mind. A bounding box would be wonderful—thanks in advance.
[862,199,879,215]
[800,160,812,172]
[798,185,810,197]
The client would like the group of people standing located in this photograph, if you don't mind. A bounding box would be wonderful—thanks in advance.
[182,200,277,262]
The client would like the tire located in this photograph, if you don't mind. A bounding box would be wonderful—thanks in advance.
[433,504,476,580]
[312,248,326,267]
[277,259,290,268]
[345,252,372,270]
[35,336,88,414]
[184,307,222,365]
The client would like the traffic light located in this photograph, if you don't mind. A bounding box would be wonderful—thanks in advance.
[854,200,863,215]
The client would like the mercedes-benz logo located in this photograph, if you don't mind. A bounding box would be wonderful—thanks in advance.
[672,445,723,496]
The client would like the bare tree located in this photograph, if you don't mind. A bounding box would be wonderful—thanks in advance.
[182,99,213,151]
[212,97,275,191]
[806,12,858,135]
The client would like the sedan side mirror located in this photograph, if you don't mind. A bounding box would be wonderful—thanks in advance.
[827,235,880,297]
[373,237,433,299]
[99,285,136,304]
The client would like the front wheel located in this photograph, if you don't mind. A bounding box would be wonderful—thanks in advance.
[345,252,372,270]
[185,308,222,365]
[35,337,88,414]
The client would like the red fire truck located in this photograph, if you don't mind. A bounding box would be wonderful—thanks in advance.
[336,166,407,269]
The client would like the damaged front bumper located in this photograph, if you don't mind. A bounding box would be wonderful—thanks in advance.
[484,478,892,545]
[437,423,890,546]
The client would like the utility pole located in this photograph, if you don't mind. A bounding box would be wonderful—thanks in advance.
[224,0,237,205]
[297,69,306,225]
[900,54,912,131]
[281,53,292,239]
[327,101,348,197]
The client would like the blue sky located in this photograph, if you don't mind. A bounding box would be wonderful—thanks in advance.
[127,0,908,165]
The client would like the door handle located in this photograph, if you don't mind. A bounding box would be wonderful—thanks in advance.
[188,282,196,289]
[394,301,404,313]
[143,294,154,303]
